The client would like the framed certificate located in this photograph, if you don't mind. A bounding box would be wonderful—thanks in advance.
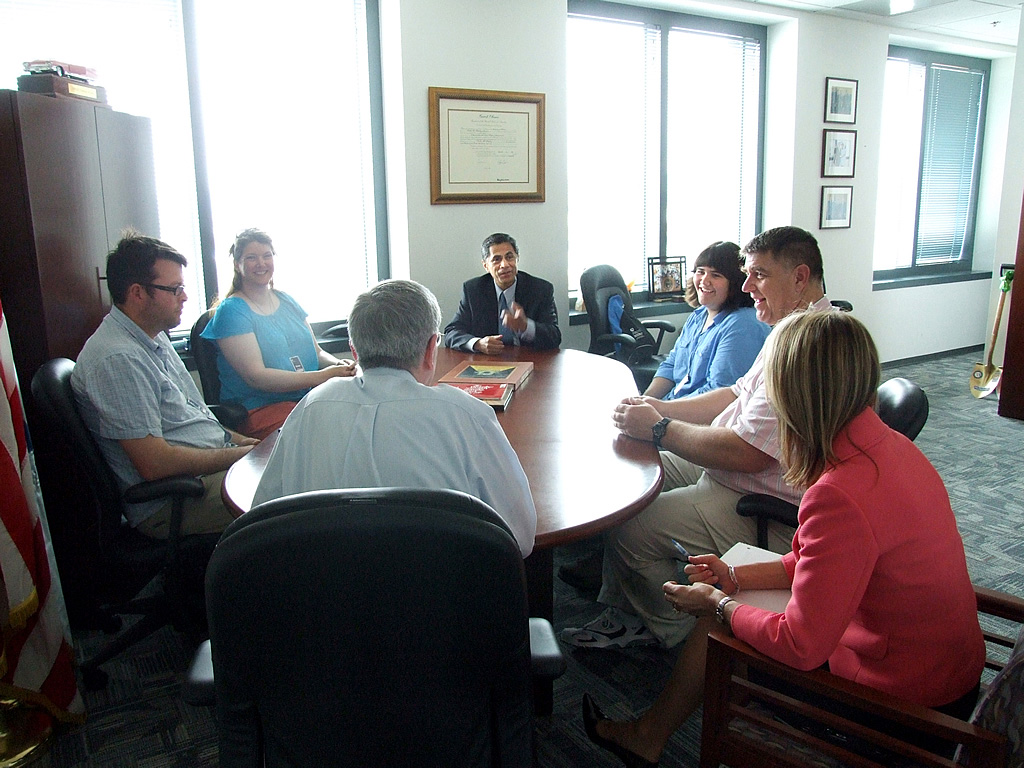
[428,87,545,204]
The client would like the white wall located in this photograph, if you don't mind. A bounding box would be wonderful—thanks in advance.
[383,0,569,342]
[381,0,1021,363]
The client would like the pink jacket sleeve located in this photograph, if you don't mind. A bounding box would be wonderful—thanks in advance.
[730,481,878,671]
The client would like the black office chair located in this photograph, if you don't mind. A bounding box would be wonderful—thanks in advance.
[197,488,564,767]
[580,264,676,392]
[30,358,217,689]
[736,377,929,549]
[189,310,247,430]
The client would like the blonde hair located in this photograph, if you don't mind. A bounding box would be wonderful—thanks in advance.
[764,311,879,489]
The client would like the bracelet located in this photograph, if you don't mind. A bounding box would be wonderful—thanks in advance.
[716,595,734,625]
[728,564,741,595]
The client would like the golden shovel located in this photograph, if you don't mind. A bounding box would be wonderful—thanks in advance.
[971,269,1014,398]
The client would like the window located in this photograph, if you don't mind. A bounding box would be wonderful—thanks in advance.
[0,0,203,319]
[873,46,988,282]
[567,0,764,291]
[0,0,386,329]
[190,0,385,324]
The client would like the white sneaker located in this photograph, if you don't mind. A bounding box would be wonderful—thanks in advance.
[560,607,658,649]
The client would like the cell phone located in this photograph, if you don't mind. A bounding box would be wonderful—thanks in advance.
[671,539,690,560]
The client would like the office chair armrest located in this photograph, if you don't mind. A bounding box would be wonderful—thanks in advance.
[322,322,349,339]
[596,332,641,349]
[735,493,799,528]
[642,319,676,333]
[210,402,248,431]
[642,320,675,351]
[182,638,215,706]
[185,622,568,708]
[123,475,205,505]
[529,618,566,679]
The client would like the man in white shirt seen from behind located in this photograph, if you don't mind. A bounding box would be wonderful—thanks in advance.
[252,278,537,557]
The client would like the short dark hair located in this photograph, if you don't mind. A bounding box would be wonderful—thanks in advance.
[686,241,753,312]
[742,226,824,283]
[481,233,518,260]
[106,230,187,306]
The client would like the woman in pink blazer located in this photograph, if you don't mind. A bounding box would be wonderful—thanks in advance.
[582,310,985,768]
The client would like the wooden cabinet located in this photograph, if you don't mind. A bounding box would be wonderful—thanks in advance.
[0,89,158,625]
[0,89,158,385]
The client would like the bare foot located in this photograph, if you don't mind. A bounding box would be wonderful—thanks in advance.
[595,717,663,764]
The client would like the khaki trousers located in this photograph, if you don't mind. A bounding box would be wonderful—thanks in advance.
[597,453,792,648]
[135,470,235,539]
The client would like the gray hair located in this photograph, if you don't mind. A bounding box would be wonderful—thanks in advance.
[348,279,442,370]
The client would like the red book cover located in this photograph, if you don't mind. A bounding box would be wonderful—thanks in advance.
[444,381,514,410]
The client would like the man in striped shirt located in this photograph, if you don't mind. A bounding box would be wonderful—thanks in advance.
[563,226,831,650]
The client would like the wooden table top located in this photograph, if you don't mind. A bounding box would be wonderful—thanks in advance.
[222,346,663,549]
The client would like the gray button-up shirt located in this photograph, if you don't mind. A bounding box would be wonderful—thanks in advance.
[72,306,230,525]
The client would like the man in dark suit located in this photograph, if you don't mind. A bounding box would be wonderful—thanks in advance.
[443,233,561,354]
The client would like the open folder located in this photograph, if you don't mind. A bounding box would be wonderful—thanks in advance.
[720,542,791,614]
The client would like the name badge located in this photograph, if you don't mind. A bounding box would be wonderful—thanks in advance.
[290,355,305,372]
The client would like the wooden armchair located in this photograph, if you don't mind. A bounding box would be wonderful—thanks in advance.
[700,585,1024,768]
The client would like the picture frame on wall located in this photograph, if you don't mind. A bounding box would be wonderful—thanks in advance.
[647,256,687,300]
[824,77,858,124]
[428,86,545,204]
[820,186,853,229]
[822,129,856,178]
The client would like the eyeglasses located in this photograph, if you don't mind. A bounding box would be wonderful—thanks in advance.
[146,283,186,297]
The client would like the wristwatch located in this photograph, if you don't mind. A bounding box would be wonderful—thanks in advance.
[651,417,671,449]
[716,595,734,625]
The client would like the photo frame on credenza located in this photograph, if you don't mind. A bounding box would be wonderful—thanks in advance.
[824,77,858,124]
[648,256,687,301]
[820,186,853,229]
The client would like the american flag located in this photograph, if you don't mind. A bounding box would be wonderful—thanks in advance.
[0,297,84,722]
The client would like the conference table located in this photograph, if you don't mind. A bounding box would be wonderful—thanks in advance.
[221,346,663,705]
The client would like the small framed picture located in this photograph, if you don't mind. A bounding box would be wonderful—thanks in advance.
[822,129,857,178]
[820,186,853,229]
[824,77,858,124]
[648,256,686,300]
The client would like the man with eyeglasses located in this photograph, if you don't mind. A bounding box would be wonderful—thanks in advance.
[72,232,258,539]
[443,233,561,354]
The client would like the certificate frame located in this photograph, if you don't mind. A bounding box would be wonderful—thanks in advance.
[428,87,545,204]
[820,186,853,229]
[824,77,858,124]
[821,129,857,178]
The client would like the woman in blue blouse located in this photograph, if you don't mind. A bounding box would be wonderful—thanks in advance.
[201,228,356,438]
[644,241,769,400]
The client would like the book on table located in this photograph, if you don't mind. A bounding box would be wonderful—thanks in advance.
[438,360,534,390]
[444,381,514,410]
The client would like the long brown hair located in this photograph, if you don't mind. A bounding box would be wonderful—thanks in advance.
[226,228,275,297]
[764,311,879,489]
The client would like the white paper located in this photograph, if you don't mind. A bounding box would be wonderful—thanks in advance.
[721,542,791,614]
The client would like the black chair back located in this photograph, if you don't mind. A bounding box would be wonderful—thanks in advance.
[190,309,221,404]
[580,264,633,356]
[208,488,535,768]
[876,377,929,441]
[31,358,136,560]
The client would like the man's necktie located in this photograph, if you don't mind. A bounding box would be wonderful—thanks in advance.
[498,292,515,344]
